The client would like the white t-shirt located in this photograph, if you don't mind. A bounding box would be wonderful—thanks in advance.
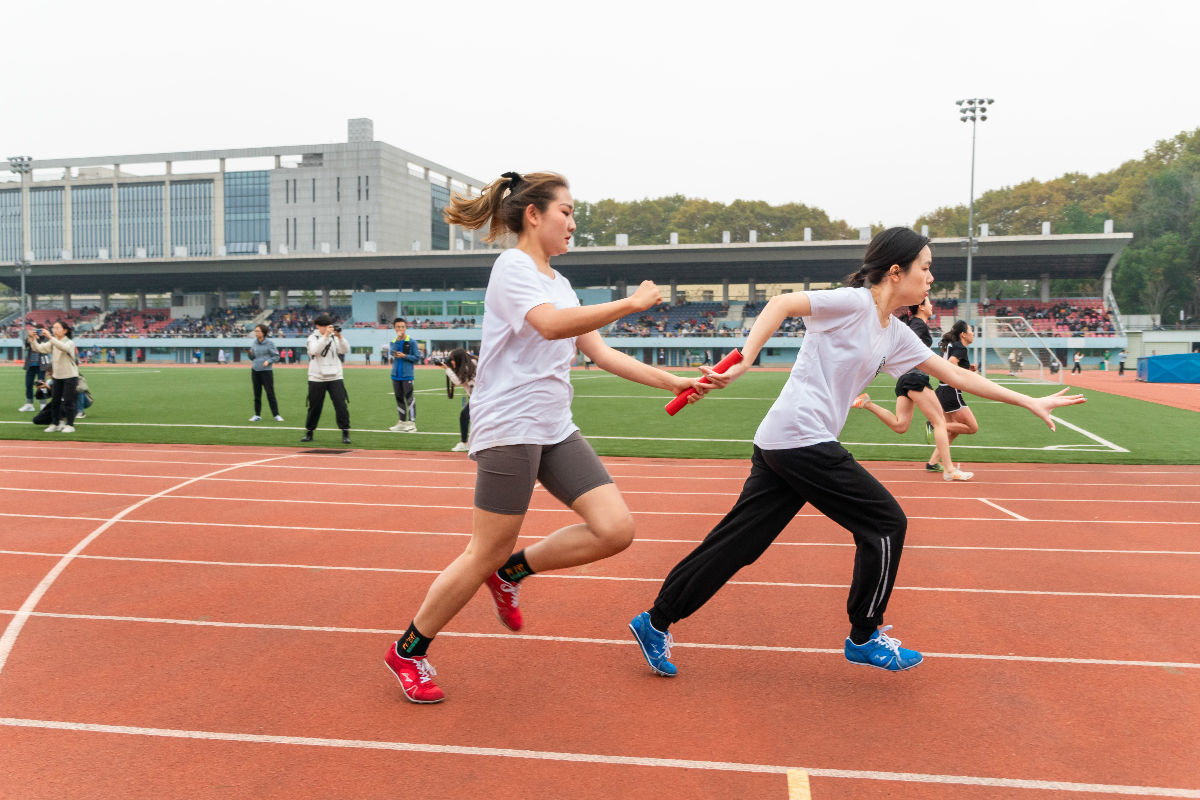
[468,248,581,454]
[754,287,933,450]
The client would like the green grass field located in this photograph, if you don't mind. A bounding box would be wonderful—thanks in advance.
[2,364,1197,464]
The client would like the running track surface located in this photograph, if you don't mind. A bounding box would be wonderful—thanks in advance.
[0,441,1197,800]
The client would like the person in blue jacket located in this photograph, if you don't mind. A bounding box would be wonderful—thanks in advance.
[389,317,420,432]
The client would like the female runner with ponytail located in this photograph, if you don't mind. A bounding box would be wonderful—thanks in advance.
[628,227,1085,678]
[385,171,728,703]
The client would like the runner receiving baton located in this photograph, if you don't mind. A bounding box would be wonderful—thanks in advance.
[629,227,1085,677]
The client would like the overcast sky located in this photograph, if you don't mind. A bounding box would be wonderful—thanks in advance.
[4,0,1198,229]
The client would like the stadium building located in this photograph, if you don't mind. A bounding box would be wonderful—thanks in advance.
[1,118,485,267]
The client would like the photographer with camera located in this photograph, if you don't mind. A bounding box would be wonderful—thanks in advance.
[440,348,476,452]
[301,313,351,444]
[388,317,420,433]
[28,321,80,433]
[19,326,50,412]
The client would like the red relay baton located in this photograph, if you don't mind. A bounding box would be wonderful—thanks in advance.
[665,349,743,416]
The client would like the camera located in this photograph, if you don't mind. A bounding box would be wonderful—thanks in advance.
[428,356,448,367]
[333,325,342,333]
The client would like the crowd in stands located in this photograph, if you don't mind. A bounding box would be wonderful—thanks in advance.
[162,305,261,337]
[985,298,1117,335]
[269,306,351,336]
[92,309,171,337]
[608,302,751,337]
[356,318,479,329]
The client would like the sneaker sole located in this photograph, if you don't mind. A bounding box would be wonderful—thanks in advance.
[383,658,445,704]
[845,654,924,672]
[629,622,676,677]
[492,607,521,632]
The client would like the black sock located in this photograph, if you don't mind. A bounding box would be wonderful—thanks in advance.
[397,621,432,658]
[648,607,671,633]
[849,624,877,645]
[499,550,535,583]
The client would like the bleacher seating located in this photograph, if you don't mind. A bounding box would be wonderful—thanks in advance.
[269,306,352,336]
[609,302,737,336]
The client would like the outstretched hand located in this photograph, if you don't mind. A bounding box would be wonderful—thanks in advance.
[675,364,737,405]
[1030,387,1087,430]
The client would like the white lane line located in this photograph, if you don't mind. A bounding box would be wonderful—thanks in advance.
[4,513,1200,553]
[3,488,1199,526]
[978,499,1029,521]
[0,454,295,679]
[5,468,1199,502]
[1,718,1196,797]
[1,612,1197,670]
[0,554,1194,600]
[0,421,1128,452]
[1,449,1197,482]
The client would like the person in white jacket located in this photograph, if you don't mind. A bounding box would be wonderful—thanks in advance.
[301,313,351,444]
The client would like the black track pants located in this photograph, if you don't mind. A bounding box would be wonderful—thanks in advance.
[651,442,907,630]
[305,379,350,433]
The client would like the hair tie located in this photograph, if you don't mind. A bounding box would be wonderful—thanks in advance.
[501,171,523,193]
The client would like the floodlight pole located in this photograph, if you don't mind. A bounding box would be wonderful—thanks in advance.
[955,99,993,329]
[7,156,33,333]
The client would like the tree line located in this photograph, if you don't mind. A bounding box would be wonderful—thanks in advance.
[574,128,1200,323]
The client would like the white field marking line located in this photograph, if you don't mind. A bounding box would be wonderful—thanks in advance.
[0,722,1196,800]
[1048,413,1129,453]
[4,514,1198,556]
[1,613,1198,673]
[2,552,1196,600]
[978,499,1030,521]
[7,468,1198,505]
[0,420,462,437]
[0,453,296,679]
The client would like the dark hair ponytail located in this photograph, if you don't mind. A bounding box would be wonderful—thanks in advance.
[939,319,970,351]
[845,227,931,287]
[443,171,569,244]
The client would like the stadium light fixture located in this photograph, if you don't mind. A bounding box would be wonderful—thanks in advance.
[8,157,33,331]
[956,98,995,326]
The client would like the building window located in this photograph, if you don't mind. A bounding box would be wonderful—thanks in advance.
[336,216,340,249]
[169,180,213,257]
[312,217,315,248]
[0,189,22,262]
[365,215,369,243]
[357,176,361,202]
[285,180,289,204]
[224,170,270,254]
[336,177,340,202]
[431,184,450,250]
[365,175,369,201]
[117,182,164,258]
[30,186,65,260]
[357,215,362,248]
[311,178,316,202]
[70,184,113,259]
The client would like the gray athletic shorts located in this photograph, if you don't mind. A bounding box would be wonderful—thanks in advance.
[473,430,614,515]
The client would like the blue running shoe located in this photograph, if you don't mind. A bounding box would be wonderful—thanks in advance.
[844,625,923,671]
[629,611,677,676]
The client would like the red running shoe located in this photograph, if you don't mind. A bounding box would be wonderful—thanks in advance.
[384,643,445,703]
[485,571,523,631]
